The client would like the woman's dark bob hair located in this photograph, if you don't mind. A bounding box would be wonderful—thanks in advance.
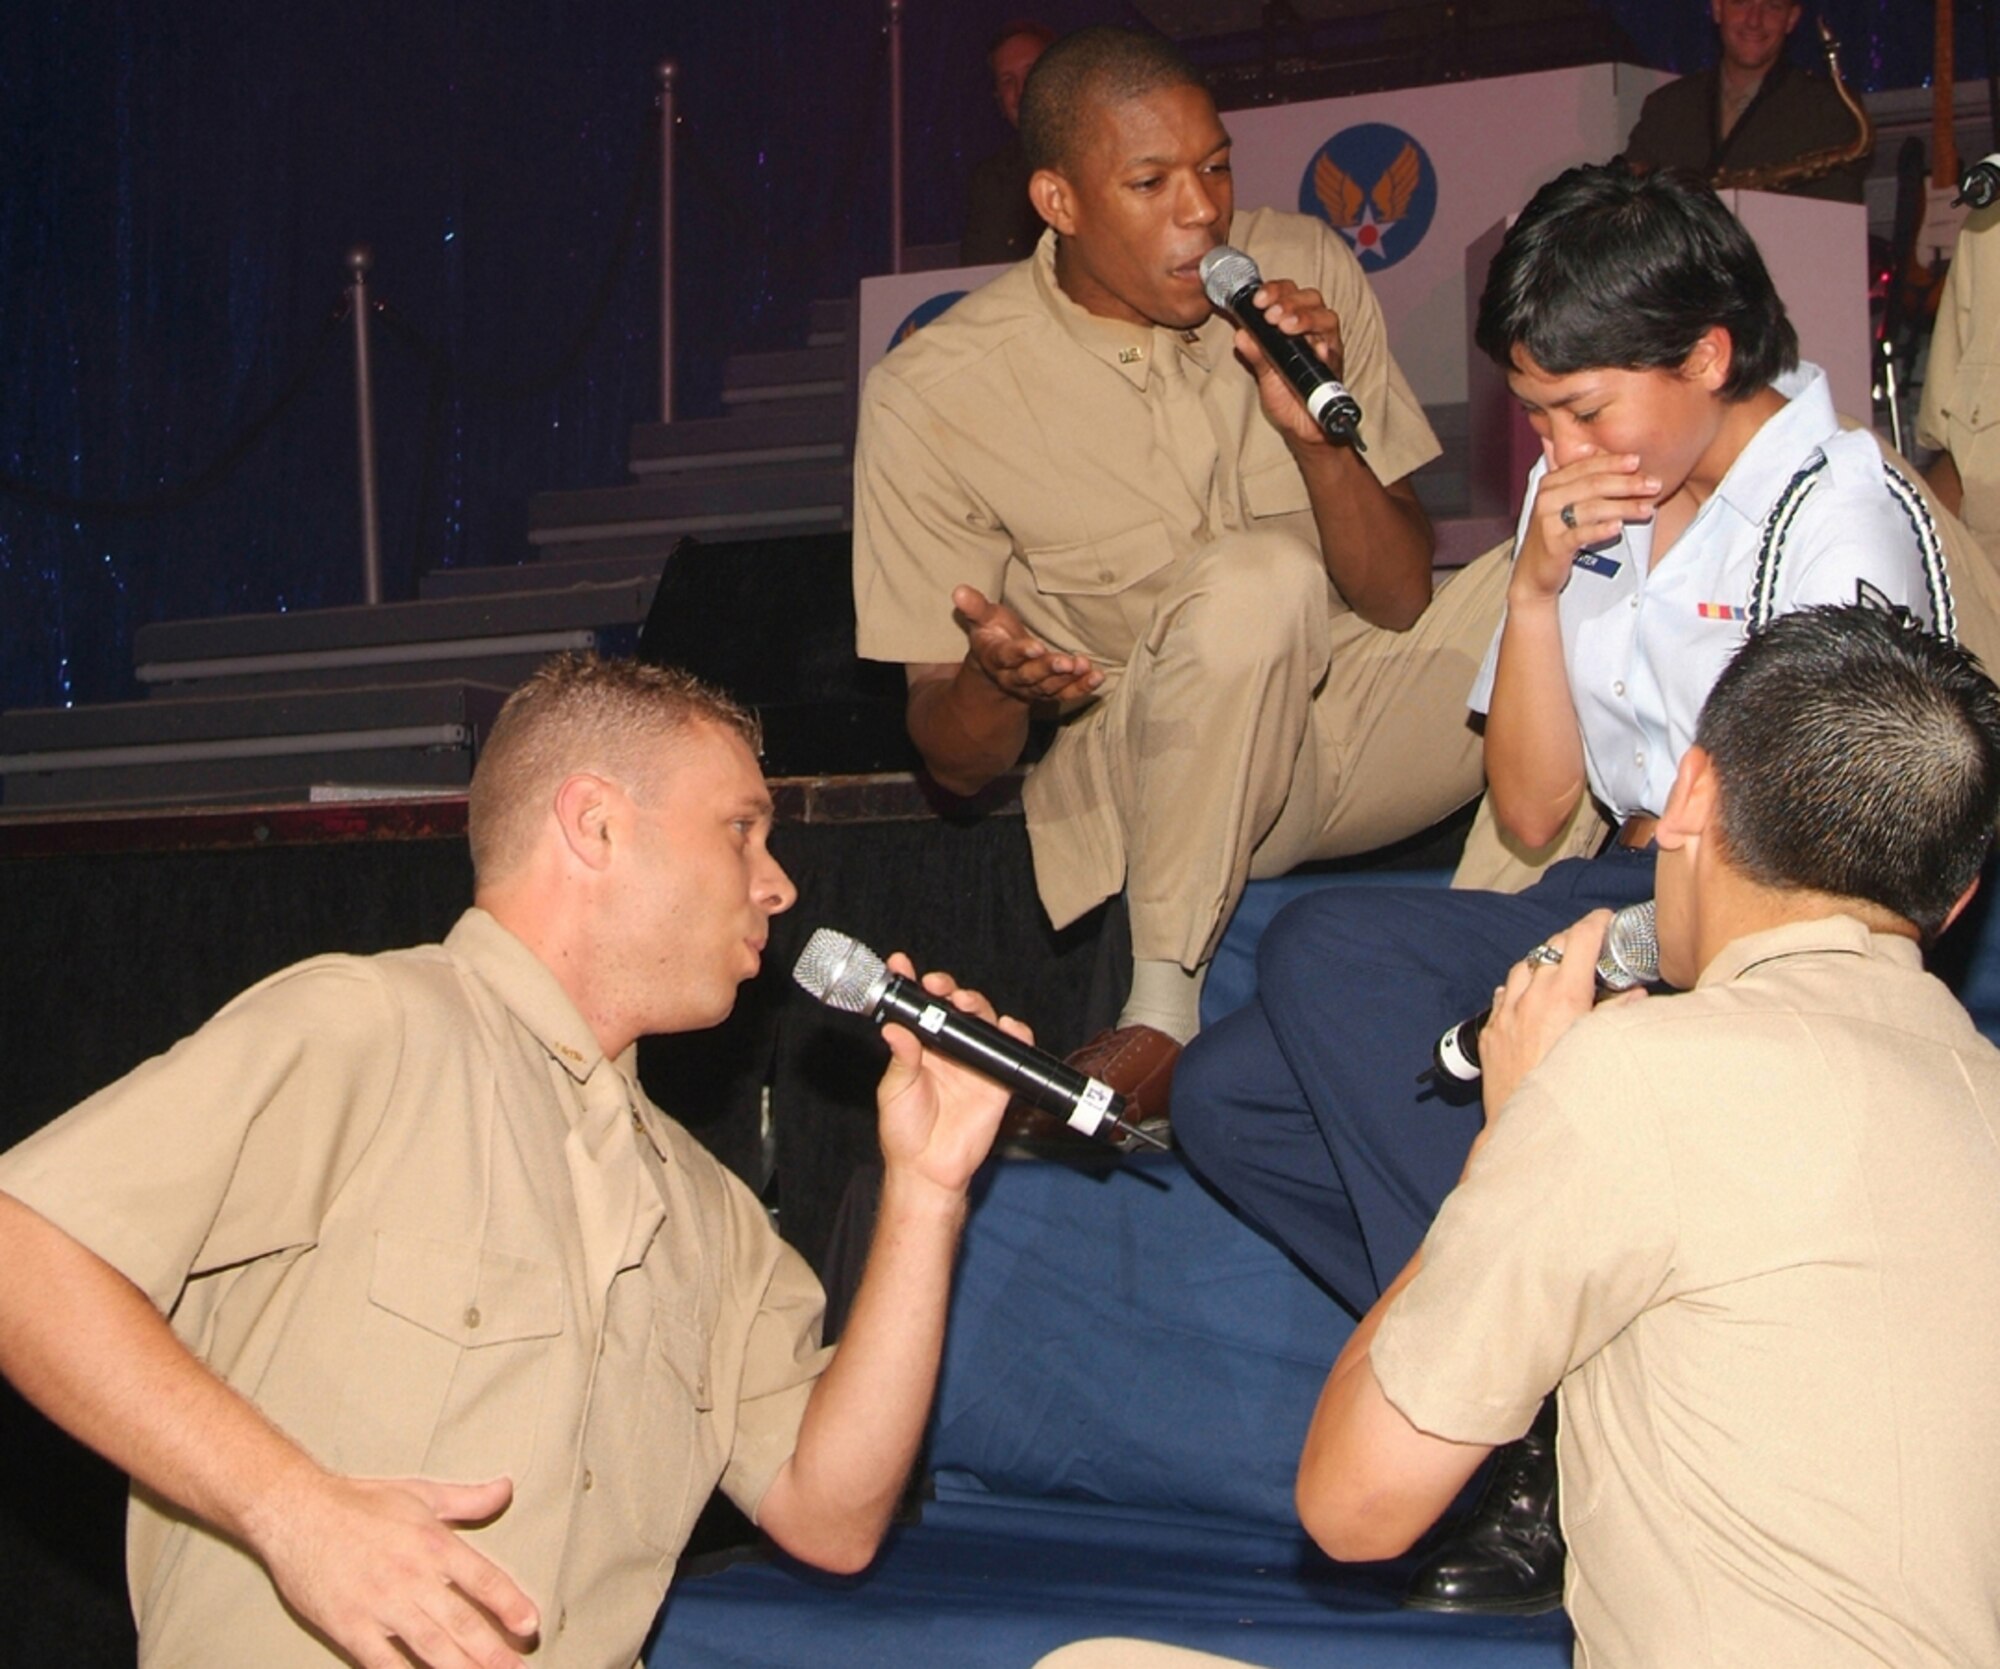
[1474,162,1798,401]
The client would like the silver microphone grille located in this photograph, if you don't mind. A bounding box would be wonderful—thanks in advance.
[1598,901,1660,991]
[1199,244,1260,309]
[792,928,888,1014]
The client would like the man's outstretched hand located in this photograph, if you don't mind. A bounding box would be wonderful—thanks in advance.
[953,585,1103,706]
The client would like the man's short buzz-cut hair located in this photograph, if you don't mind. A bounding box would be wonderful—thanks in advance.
[1475,162,1799,401]
[1697,604,2000,940]
[468,653,761,887]
[1018,26,1206,175]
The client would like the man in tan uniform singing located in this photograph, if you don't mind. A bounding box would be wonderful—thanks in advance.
[853,26,1505,1111]
[0,656,1020,1669]
[1044,605,2000,1666]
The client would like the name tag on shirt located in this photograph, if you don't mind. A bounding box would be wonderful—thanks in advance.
[1571,548,1622,579]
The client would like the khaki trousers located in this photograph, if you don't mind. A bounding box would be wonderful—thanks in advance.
[1021,530,1513,968]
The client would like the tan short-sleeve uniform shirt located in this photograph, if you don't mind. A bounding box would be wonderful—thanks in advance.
[1918,206,2000,546]
[853,207,1439,678]
[0,908,832,1669]
[1374,917,2000,1667]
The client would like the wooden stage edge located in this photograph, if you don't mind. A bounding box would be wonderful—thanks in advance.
[0,771,1025,861]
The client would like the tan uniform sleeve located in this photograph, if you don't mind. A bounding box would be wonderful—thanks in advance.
[1371,1025,1675,1446]
[1295,217,1440,492]
[0,961,398,1314]
[704,1158,836,1519]
[853,366,1016,666]
[1917,236,1973,455]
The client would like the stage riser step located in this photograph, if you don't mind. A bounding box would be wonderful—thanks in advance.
[527,468,851,548]
[134,583,653,679]
[628,398,854,475]
[809,298,855,339]
[723,345,849,393]
[418,551,678,601]
[136,642,638,701]
[2,747,477,812]
[526,506,847,550]
[0,683,506,756]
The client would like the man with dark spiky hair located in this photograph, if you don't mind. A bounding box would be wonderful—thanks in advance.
[1042,602,2000,1668]
[857,25,1509,1115]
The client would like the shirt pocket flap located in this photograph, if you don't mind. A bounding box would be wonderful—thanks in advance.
[1025,522,1178,598]
[652,1305,715,1412]
[369,1232,565,1348]
[1242,453,1313,520]
[1946,359,2000,433]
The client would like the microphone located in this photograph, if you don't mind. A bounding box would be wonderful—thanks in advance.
[1199,244,1366,451]
[1961,152,2000,210]
[792,930,1168,1150]
[1431,902,1659,1085]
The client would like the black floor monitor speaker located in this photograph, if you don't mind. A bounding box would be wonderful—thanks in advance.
[638,533,918,778]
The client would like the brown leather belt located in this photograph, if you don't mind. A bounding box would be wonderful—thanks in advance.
[1616,814,1660,851]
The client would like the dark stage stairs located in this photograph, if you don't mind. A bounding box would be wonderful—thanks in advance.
[2,293,1505,813]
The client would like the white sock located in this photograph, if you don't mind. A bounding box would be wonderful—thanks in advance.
[1118,958,1207,1043]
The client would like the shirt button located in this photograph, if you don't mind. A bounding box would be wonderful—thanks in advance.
[1634,750,1646,767]
[1612,680,1626,698]
[463,1306,482,1330]
[1629,597,1639,610]
[583,1468,595,1492]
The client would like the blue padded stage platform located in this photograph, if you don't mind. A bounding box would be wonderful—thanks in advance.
[647,1145,1572,1669]
[647,859,2000,1667]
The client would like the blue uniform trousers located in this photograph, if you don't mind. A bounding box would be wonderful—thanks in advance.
[1175,848,1657,1313]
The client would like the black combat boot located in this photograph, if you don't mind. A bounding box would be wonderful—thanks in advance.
[1401,1396,1564,1615]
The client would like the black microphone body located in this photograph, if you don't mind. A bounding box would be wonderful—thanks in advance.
[793,930,1154,1147]
[1432,901,1660,1084]
[1198,245,1365,450]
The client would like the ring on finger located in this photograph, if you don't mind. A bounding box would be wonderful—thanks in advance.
[1559,502,1579,531]
[1525,943,1564,968]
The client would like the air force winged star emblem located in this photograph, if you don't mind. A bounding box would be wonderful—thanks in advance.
[1299,123,1438,270]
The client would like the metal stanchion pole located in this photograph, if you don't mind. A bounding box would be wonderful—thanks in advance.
[658,59,678,424]
[889,0,905,273]
[346,247,384,606]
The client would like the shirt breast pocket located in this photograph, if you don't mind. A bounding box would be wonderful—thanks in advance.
[1941,359,2000,460]
[1020,521,1180,658]
[1241,454,1313,521]
[338,1232,565,1476]
[612,1298,721,1555]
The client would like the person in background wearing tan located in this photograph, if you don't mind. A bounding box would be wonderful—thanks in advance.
[0,654,1019,1669]
[1920,203,2000,547]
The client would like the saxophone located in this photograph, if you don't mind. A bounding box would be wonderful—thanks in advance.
[1710,18,1875,193]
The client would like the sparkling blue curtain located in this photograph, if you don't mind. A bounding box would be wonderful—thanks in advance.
[0,2,1954,713]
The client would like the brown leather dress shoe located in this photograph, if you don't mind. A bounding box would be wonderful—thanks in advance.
[999,1023,1181,1150]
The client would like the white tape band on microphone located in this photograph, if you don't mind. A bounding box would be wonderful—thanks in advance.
[918,1004,947,1034]
[1067,1077,1115,1135]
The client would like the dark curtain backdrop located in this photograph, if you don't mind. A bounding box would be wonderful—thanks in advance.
[0,1,1959,714]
